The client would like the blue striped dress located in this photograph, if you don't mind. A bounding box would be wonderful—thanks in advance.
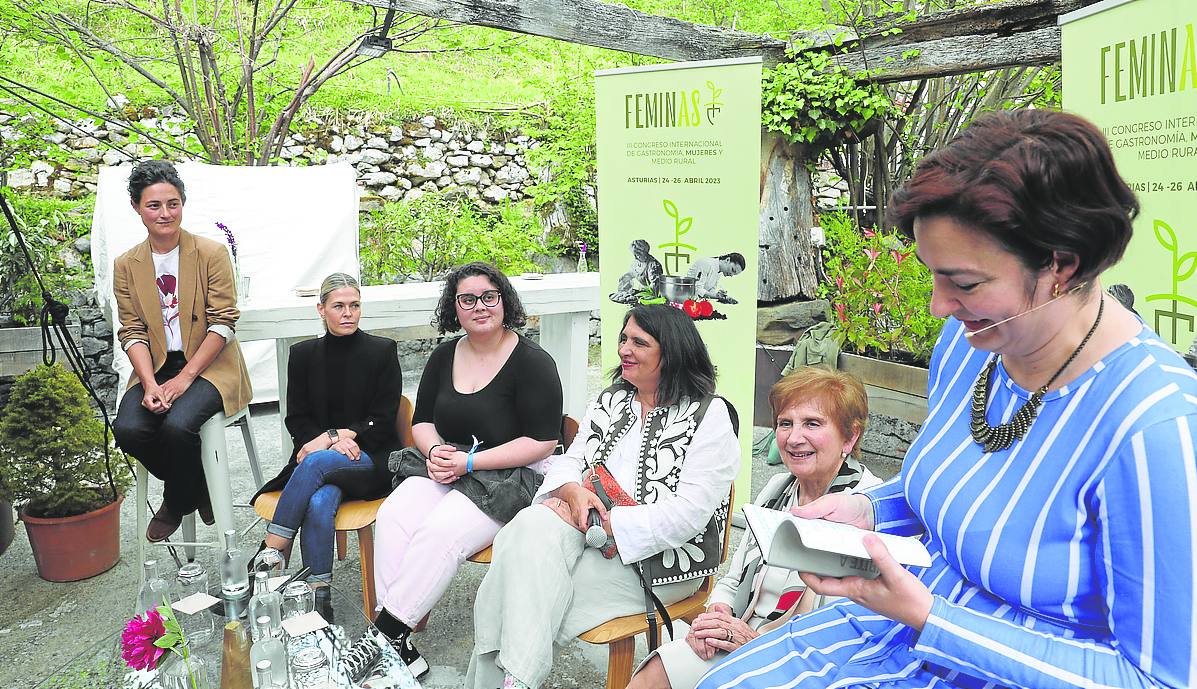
[697,318,1197,689]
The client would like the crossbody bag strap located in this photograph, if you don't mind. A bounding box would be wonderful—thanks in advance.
[636,562,674,651]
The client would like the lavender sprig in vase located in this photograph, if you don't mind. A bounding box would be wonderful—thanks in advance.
[217,222,250,302]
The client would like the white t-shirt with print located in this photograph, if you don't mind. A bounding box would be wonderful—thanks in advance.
[151,246,183,352]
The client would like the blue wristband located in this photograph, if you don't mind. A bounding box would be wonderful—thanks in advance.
[466,435,482,473]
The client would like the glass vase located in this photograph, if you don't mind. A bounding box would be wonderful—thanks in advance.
[158,653,210,689]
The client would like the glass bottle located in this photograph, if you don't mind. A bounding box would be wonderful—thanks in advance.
[577,241,588,272]
[249,616,288,688]
[173,562,214,645]
[253,659,285,689]
[248,572,282,642]
[135,559,170,616]
[220,529,250,600]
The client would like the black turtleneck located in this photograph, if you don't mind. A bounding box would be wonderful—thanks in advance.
[323,328,361,428]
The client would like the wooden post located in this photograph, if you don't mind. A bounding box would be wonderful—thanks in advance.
[757,131,820,302]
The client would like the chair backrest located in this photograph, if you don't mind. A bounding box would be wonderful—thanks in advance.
[563,415,580,449]
[396,395,415,447]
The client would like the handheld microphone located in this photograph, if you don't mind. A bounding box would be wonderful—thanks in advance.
[585,508,608,549]
[964,282,1089,339]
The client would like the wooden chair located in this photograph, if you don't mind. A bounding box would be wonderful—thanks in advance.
[253,394,414,620]
[578,486,736,689]
[466,415,580,565]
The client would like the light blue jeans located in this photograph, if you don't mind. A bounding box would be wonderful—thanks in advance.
[267,449,378,579]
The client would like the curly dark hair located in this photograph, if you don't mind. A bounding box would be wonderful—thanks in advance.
[433,262,527,334]
[127,159,186,204]
[607,303,716,407]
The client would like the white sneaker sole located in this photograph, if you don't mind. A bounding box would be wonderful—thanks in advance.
[405,655,429,679]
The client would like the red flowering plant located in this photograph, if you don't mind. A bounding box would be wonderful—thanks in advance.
[818,211,942,366]
[121,602,201,687]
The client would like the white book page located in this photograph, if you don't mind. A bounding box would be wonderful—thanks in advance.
[742,503,931,570]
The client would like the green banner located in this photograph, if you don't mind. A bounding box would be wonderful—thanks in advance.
[1062,0,1197,352]
[595,57,762,502]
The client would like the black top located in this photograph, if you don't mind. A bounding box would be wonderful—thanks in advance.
[414,334,563,449]
[253,329,403,502]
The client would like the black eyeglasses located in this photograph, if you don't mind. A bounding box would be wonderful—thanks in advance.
[455,290,502,309]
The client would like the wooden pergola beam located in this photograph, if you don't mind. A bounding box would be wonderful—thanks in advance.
[340,0,1101,81]
[345,0,790,64]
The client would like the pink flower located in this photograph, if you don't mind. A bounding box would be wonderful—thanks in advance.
[873,303,883,315]
[121,609,167,671]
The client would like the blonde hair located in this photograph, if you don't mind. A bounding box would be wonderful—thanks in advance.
[769,367,868,458]
[319,273,360,304]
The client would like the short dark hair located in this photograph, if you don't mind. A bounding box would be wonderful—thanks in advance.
[433,262,527,334]
[717,252,746,270]
[608,303,716,407]
[128,159,186,205]
[888,110,1138,285]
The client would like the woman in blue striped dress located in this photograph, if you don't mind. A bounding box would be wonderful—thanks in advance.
[696,110,1196,689]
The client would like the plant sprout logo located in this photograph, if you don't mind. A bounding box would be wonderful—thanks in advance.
[1146,218,1197,345]
[704,81,723,126]
[659,199,697,275]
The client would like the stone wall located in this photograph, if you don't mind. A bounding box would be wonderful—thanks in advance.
[0,110,540,207]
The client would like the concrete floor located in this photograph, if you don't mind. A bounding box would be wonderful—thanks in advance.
[2,340,887,689]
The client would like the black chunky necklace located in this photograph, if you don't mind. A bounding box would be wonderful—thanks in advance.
[970,297,1105,453]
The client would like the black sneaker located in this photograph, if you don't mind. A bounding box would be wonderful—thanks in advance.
[391,633,429,679]
[340,633,382,683]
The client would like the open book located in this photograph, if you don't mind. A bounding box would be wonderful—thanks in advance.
[742,503,932,579]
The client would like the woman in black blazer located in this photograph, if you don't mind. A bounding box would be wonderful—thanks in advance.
[252,273,401,605]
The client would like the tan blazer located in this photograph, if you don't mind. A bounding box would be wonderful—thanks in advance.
[113,228,252,416]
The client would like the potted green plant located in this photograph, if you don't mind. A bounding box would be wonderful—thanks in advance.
[0,362,131,581]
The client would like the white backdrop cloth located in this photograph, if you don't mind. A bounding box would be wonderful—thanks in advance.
[91,162,360,403]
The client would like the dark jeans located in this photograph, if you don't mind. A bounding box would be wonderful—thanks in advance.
[112,352,223,515]
[266,449,379,578]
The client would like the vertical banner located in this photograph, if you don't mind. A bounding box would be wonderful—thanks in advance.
[595,57,762,502]
[1062,0,1197,353]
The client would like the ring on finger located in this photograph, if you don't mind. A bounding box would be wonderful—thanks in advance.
[725,628,733,643]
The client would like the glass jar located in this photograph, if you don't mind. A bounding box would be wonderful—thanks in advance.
[289,646,330,689]
[173,562,214,645]
[281,580,315,620]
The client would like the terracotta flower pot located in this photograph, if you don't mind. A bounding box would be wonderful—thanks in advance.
[20,495,124,582]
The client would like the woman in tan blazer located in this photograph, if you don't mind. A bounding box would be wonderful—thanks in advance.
[111,160,251,543]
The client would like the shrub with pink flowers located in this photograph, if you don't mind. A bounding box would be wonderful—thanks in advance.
[819,211,942,366]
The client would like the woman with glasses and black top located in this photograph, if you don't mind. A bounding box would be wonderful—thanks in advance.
[368,262,563,679]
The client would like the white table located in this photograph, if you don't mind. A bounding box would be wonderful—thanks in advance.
[236,272,600,451]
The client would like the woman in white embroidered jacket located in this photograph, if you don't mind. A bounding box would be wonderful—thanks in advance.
[467,303,741,689]
[628,366,881,689]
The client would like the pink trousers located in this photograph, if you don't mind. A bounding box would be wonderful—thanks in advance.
[373,476,504,626]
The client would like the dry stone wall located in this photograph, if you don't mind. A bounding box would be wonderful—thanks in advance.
[0,110,540,207]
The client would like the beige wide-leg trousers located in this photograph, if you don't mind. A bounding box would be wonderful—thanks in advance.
[467,504,701,689]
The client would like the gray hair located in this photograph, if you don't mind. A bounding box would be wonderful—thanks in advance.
[319,273,360,304]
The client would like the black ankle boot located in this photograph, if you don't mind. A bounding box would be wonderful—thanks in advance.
[314,587,334,624]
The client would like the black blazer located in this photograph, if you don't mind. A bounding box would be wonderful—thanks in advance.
[253,330,402,502]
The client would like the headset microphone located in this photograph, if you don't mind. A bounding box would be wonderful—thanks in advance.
[964,282,1089,339]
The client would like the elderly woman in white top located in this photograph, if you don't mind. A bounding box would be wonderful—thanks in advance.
[627,366,880,689]
[467,303,741,689]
